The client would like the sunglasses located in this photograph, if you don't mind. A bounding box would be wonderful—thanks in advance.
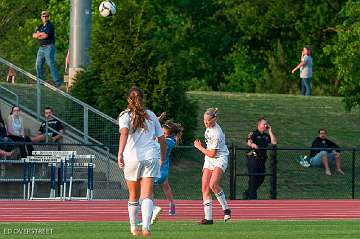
[41,15,49,18]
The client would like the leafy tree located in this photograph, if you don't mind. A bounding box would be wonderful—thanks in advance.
[71,0,197,142]
[324,1,360,111]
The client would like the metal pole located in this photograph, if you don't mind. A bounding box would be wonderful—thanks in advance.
[69,0,92,87]
[352,149,356,199]
[229,143,237,200]
[270,145,277,199]
[36,80,41,120]
[84,107,88,143]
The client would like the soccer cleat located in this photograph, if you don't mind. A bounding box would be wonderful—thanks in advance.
[142,229,151,237]
[199,219,214,225]
[151,206,162,225]
[224,208,231,222]
[168,204,176,216]
[130,228,140,236]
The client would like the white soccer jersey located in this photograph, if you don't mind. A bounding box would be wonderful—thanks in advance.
[118,109,163,162]
[204,122,229,160]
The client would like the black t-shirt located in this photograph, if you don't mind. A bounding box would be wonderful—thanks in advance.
[39,118,63,137]
[310,137,339,157]
[247,129,271,159]
[35,21,55,46]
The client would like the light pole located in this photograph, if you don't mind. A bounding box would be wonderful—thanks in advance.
[69,0,92,87]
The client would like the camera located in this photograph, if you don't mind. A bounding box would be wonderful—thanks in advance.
[265,123,271,129]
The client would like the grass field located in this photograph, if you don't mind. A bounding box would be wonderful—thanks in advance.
[1,221,359,239]
[187,91,360,147]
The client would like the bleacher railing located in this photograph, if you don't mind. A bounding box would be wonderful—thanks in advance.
[0,57,119,156]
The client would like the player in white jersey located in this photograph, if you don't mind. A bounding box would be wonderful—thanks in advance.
[118,87,166,237]
[194,108,231,225]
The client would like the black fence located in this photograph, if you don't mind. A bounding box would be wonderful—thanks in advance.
[0,142,359,200]
[228,145,360,200]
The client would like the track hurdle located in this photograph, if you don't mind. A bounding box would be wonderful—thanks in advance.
[66,154,95,200]
[27,151,76,200]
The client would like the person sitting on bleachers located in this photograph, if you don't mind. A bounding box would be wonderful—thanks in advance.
[31,106,64,143]
[6,106,33,157]
[0,110,15,155]
[6,67,16,84]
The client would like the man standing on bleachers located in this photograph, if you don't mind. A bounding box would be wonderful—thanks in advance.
[32,10,62,88]
[31,107,64,143]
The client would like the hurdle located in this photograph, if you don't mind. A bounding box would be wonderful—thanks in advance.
[27,151,76,200]
[66,154,95,200]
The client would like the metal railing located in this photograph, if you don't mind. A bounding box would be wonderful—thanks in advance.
[0,143,359,200]
[0,142,126,199]
[0,57,119,157]
[229,146,360,200]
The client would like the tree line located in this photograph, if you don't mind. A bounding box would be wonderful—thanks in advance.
[0,0,359,141]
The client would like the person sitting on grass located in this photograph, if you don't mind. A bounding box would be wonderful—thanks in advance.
[309,128,344,176]
[31,107,64,143]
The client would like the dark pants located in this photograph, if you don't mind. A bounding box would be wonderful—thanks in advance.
[244,156,266,200]
[0,137,14,152]
[7,135,33,158]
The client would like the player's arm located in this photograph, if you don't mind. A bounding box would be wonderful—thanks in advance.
[157,135,167,166]
[194,139,217,158]
[117,127,128,169]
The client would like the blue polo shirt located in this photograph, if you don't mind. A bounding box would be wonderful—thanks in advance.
[35,21,55,46]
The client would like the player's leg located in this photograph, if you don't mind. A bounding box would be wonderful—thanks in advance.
[200,168,213,224]
[161,180,176,215]
[126,180,141,236]
[140,177,155,236]
[209,167,231,221]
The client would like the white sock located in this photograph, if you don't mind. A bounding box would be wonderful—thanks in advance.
[141,198,154,231]
[128,201,139,230]
[216,191,229,210]
[203,199,212,220]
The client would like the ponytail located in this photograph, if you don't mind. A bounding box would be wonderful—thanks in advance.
[127,87,149,132]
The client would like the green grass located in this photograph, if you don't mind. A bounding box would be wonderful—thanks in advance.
[187,91,360,147]
[1,221,359,239]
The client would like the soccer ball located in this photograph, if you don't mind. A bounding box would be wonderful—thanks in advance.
[99,1,116,17]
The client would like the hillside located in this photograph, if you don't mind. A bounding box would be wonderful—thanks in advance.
[187,91,360,148]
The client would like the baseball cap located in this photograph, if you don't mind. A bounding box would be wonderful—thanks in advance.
[41,11,49,16]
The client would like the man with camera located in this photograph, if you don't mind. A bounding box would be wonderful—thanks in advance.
[243,117,277,200]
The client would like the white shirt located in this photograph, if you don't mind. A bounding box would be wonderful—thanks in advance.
[300,55,313,78]
[118,109,163,162]
[204,122,229,160]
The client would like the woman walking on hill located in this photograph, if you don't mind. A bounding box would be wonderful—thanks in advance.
[292,46,313,96]
[117,87,166,237]
[194,108,231,224]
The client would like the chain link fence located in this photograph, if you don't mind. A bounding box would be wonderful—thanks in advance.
[0,57,119,156]
[230,146,360,200]
[0,143,359,200]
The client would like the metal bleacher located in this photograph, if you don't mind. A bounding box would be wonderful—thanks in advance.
[0,56,127,199]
